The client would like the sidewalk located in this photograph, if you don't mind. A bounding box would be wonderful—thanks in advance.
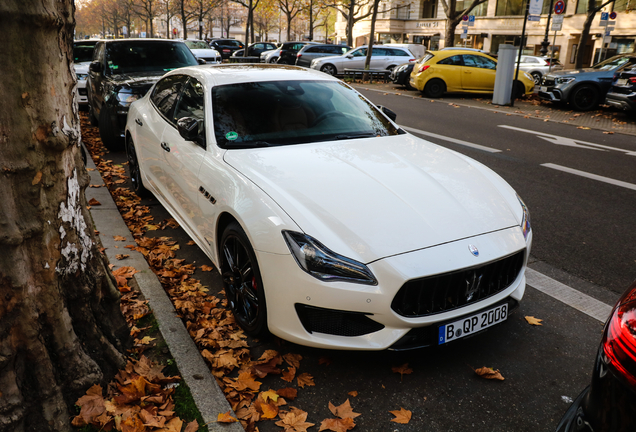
[85,153,243,432]
[352,82,636,136]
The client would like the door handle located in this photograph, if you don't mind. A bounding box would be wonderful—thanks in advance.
[135,118,143,126]
[161,142,170,152]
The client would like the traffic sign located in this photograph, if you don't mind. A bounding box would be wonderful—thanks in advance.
[600,12,608,26]
[468,15,475,26]
[554,0,565,14]
[462,15,469,21]
[529,0,544,16]
[609,11,617,19]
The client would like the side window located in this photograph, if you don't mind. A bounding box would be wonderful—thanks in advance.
[340,46,350,54]
[372,48,388,56]
[151,75,188,120]
[438,55,462,65]
[173,78,205,140]
[463,55,482,68]
[351,48,366,57]
[474,55,496,69]
[306,47,320,53]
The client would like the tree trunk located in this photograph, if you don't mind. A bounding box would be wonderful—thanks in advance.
[445,19,459,48]
[0,1,131,430]
[181,0,188,39]
[575,12,595,68]
[346,3,354,47]
[364,0,380,70]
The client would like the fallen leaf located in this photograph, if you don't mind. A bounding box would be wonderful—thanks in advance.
[200,265,214,271]
[32,172,42,185]
[275,408,314,432]
[318,357,332,366]
[88,198,101,206]
[392,363,413,381]
[348,391,358,397]
[184,420,199,432]
[603,131,614,134]
[389,407,412,424]
[138,336,156,345]
[297,373,315,388]
[577,126,591,130]
[116,254,130,260]
[114,235,127,241]
[217,410,238,423]
[281,366,296,382]
[319,417,356,432]
[260,389,279,403]
[283,353,302,368]
[329,399,360,419]
[277,387,298,400]
[474,366,505,381]
[525,316,543,326]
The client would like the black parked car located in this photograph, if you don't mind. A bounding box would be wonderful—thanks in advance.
[390,61,416,90]
[605,66,636,112]
[209,38,245,59]
[231,42,278,58]
[276,41,318,65]
[295,44,351,68]
[556,279,636,432]
[87,38,199,150]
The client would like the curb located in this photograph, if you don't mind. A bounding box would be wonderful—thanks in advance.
[84,151,243,431]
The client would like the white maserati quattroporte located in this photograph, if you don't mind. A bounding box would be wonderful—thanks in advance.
[125,64,532,350]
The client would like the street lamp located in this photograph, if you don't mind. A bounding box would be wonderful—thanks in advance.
[540,0,555,56]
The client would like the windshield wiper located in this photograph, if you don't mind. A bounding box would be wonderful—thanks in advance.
[228,140,273,149]
[334,133,376,140]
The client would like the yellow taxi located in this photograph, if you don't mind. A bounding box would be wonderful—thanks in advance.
[409,49,535,98]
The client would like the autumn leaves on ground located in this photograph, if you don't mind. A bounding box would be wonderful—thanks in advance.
[74,112,543,431]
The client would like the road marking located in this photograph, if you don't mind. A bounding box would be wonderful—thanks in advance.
[498,125,636,155]
[526,268,612,323]
[541,163,636,191]
[401,126,502,153]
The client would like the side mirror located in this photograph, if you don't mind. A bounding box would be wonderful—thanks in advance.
[177,117,204,147]
[197,58,207,65]
[346,54,353,59]
[89,61,102,73]
[378,105,397,122]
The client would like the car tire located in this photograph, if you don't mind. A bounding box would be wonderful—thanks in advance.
[423,79,446,98]
[220,222,268,337]
[513,80,526,99]
[531,71,542,85]
[570,84,599,111]
[126,137,149,198]
[88,103,98,126]
[269,57,279,63]
[98,105,123,151]
[320,64,337,76]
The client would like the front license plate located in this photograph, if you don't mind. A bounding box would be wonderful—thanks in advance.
[540,86,548,92]
[438,303,508,345]
[617,78,628,86]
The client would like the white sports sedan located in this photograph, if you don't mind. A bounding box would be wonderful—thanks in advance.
[125,64,532,350]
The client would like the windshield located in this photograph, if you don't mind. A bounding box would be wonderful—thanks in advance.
[185,40,211,50]
[213,80,400,148]
[74,45,95,63]
[104,41,198,75]
[593,55,636,71]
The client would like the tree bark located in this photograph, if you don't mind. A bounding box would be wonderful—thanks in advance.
[0,1,130,430]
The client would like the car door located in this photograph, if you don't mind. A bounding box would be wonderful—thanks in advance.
[159,77,207,242]
[461,54,497,91]
[343,48,367,71]
[371,48,390,69]
[141,74,189,199]
[433,55,463,91]
[87,42,106,113]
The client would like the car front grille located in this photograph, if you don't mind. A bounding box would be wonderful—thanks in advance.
[295,304,385,337]
[391,250,525,318]
[78,88,87,95]
[542,77,555,86]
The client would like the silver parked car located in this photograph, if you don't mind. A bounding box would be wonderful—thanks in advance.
[295,44,351,68]
[516,55,562,85]
[310,45,415,76]
[538,54,636,111]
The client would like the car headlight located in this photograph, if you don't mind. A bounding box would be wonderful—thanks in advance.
[555,77,575,85]
[523,72,533,81]
[116,90,141,106]
[517,194,531,241]
[282,230,377,285]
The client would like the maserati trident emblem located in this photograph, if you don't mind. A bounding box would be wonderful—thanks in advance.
[465,271,483,302]
[468,244,479,257]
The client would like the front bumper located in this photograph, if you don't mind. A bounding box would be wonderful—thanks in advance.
[258,226,531,350]
[78,80,88,105]
[538,86,563,102]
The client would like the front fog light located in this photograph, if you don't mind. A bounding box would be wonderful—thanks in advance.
[283,230,377,285]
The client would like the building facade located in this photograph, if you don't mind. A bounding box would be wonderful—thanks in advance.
[335,0,635,68]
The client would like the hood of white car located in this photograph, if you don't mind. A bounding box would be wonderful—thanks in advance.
[190,48,220,57]
[224,134,521,263]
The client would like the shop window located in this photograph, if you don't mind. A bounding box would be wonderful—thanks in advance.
[576,0,589,14]
[457,0,488,16]
[496,0,525,15]
[614,0,633,11]
[421,0,438,18]
[616,38,635,53]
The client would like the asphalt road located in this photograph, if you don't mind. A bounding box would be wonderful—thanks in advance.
[93,91,635,431]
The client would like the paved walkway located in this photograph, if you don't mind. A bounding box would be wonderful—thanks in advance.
[352,82,636,136]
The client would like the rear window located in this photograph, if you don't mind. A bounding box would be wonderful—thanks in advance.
[74,45,95,63]
[104,41,198,75]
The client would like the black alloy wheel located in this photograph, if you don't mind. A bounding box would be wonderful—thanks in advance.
[126,138,149,197]
[320,64,337,76]
[570,84,599,111]
[220,222,268,336]
[423,78,445,98]
[531,72,542,85]
[98,106,124,151]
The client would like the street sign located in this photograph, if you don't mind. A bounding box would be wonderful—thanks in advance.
[600,12,608,26]
[554,0,566,14]
[122,26,128,35]
[462,15,469,21]
[468,15,475,26]
[528,15,541,21]
[553,14,564,23]
[609,11,617,19]
[551,19,562,31]
[529,0,544,16]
